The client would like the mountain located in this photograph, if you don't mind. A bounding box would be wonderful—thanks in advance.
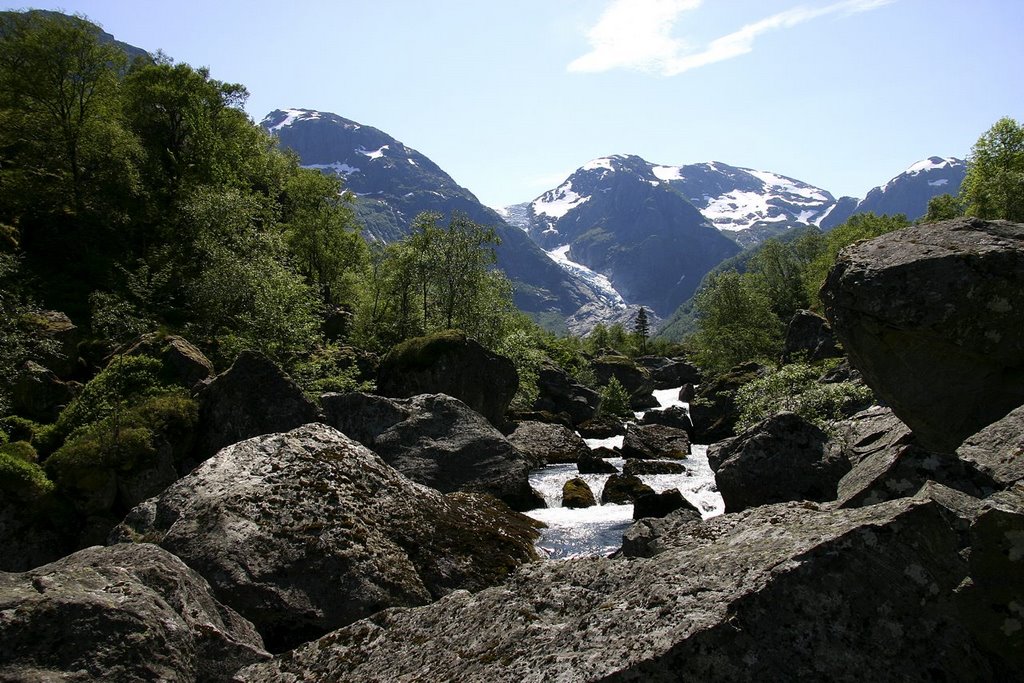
[0,10,151,63]
[820,157,966,229]
[261,109,607,321]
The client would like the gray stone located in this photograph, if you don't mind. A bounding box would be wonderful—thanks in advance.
[236,497,1004,682]
[11,360,75,423]
[621,423,690,460]
[112,424,539,653]
[600,474,654,505]
[709,412,850,513]
[116,333,215,390]
[561,478,596,509]
[0,543,268,682]
[623,458,687,476]
[321,392,539,511]
[632,488,698,520]
[822,217,1024,453]
[956,403,1024,488]
[507,420,589,465]
[532,359,599,426]
[781,309,842,364]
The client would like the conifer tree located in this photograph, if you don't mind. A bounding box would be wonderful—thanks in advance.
[632,306,650,355]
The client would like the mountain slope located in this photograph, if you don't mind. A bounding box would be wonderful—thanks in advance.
[261,109,606,319]
[820,157,966,229]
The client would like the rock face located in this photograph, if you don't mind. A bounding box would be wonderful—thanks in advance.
[591,355,656,409]
[635,356,701,389]
[321,392,539,511]
[506,420,589,465]
[561,478,596,509]
[708,412,850,513]
[236,495,1012,682]
[532,359,599,425]
[621,423,690,460]
[0,543,268,682]
[377,331,518,426]
[111,424,540,653]
[117,332,215,390]
[956,403,1024,487]
[781,309,842,364]
[192,350,321,461]
[688,362,764,443]
[822,217,1024,453]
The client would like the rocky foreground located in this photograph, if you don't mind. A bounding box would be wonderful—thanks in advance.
[1,218,1022,681]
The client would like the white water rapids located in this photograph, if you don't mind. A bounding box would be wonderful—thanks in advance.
[524,388,724,560]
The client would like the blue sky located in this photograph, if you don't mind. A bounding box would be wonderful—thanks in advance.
[13,1,1024,208]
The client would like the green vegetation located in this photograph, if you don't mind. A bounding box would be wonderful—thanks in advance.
[0,448,54,500]
[961,116,1024,221]
[735,362,873,432]
[598,376,632,418]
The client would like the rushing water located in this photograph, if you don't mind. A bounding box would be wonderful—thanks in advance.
[524,388,724,560]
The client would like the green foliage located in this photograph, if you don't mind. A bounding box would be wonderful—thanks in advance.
[0,439,37,463]
[746,239,808,322]
[632,307,650,355]
[735,362,874,432]
[598,376,632,418]
[493,314,549,411]
[291,346,376,398]
[689,271,782,374]
[0,415,41,443]
[923,193,964,222]
[961,116,1024,221]
[0,449,54,500]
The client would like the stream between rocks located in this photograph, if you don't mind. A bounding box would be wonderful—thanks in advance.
[524,387,725,559]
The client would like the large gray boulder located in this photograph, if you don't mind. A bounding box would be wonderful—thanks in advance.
[621,423,690,460]
[956,403,1024,488]
[507,420,590,465]
[377,331,518,427]
[635,356,701,389]
[688,362,765,443]
[112,424,539,653]
[0,543,268,682]
[236,495,1012,681]
[822,217,1024,453]
[192,350,321,461]
[708,412,850,513]
[116,332,215,390]
[532,359,599,425]
[781,309,842,364]
[321,392,540,511]
[591,354,657,409]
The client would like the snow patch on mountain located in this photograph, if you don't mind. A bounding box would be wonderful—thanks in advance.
[533,181,591,220]
[304,161,360,176]
[880,156,962,193]
[582,157,617,172]
[546,244,626,310]
[266,108,319,132]
[358,145,389,160]
[652,165,684,181]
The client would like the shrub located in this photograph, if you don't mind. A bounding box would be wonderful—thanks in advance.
[599,376,633,419]
[0,449,55,500]
[735,362,874,432]
[291,346,376,398]
[0,440,38,463]
[0,415,43,444]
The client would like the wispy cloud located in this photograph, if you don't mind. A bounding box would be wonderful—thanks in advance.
[568,0,896,76]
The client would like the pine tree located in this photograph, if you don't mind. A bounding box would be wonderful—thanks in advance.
[633,306,650,355]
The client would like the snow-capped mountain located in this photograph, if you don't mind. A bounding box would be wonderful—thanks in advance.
[261,108,609,319]
[821,156,966,228]
[507,155,742,317]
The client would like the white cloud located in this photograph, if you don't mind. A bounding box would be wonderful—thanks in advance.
[568,0,896,76]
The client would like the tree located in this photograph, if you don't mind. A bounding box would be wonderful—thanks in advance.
[923,193,964,222]
[688,271,781,373]
[632,306,650,355]
[747,239,806,322]
[960,116,1024,221]
[599,376,632,418]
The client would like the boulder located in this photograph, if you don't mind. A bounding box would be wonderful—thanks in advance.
[11,360,76,423]
[623,459,687,476]
[688,362,764,443]
[956,403,1024,488]
[834,405,915,467]
[620,507,703,558]
[780,309,842,364]
[507,420,589,465]
[575,415,625,439]
[506,409,572,428]
[236,496,1009,681]
[561,478,596,509]
[111,424,540,653]
[321,392,540,511]
[377,330,517,427]
[591,354,657,409]
[24,310,80,378]
[639,405,693,432]
[821,217,1024,453]
[192,350,321,461]
[600,474,654,505]
[708,412,850,513]
[0,543,268,681]
[632,488,698,520]
[678,383,695,402]
[621,423,690,460]
[577,452,617,474]
[115,332,215,390]
[635,356,701,389]
[532,359,599,425]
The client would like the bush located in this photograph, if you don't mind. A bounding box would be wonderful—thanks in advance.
[290,345,376,398]
[735,362,874,432]
[0,440,38,463]
[0,449,55,501]
[0,415,43,444]
[599,376,633,419]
